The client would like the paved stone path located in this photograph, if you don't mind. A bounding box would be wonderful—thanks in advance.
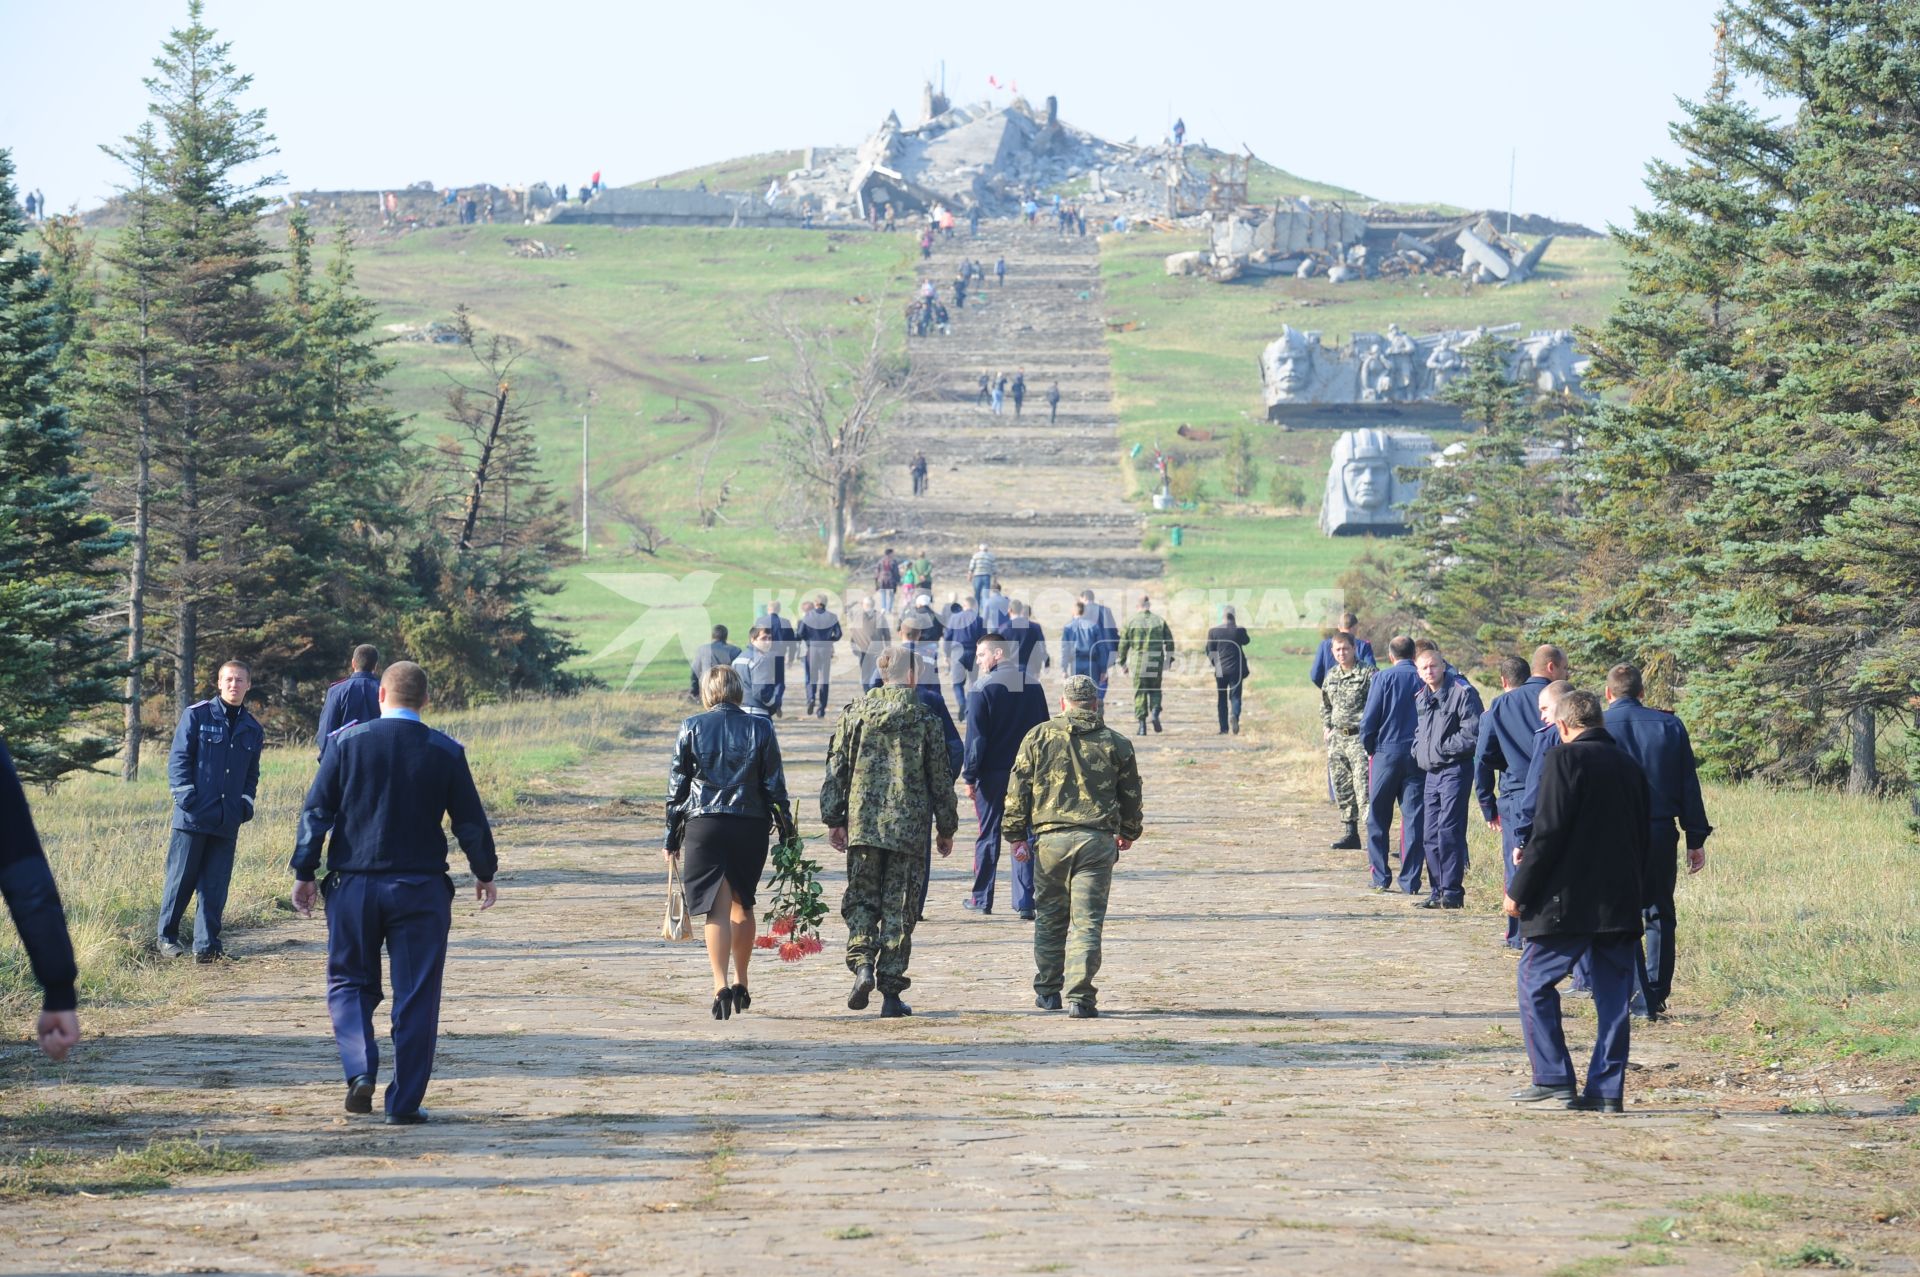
[0,224,1912,1277]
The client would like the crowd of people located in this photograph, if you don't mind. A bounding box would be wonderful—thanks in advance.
[1314,611,1713,1111]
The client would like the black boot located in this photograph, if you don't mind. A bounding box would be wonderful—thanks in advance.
[1152,713,1162,733]
[1331,822,1362,850]
[847,962,876,1010]
[1231,718,1240,735]
[880,992,913,1018]
[1136,718,1147,736]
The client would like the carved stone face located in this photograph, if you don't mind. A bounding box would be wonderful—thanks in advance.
[1266,327,1316,399]
[1342,458,1391,510]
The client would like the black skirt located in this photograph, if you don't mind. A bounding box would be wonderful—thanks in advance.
[680,814,772,916]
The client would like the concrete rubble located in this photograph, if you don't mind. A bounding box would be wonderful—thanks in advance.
[1207,207,1577,285]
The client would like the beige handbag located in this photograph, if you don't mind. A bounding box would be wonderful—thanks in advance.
[661,858,693,941]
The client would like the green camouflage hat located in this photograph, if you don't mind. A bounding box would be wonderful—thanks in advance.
[1061,675,1099,704]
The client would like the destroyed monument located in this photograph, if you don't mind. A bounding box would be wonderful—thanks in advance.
[1261,324,1589,425]
[1320,429,1435,536]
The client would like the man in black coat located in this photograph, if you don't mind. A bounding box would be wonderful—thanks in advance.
[1504,690,1650,1112]
[0,738,80,1060]
[1205,607,1252,735]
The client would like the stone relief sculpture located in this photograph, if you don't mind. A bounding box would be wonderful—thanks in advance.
[1320,429,1435,535]
[1263,324,1588,418]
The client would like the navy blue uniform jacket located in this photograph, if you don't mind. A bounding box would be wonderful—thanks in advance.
[316,671,381,758]
[1309,636,1376,686]
[1359,661,1423,755]
[962,665,1030,782]
[292,716,498,883]
[1474,675,1550,818]
[0,738,79,1011]
[916,685,964,780]
[1603,698,1713,847]
[168,699,263,838]
[946,607,984,673]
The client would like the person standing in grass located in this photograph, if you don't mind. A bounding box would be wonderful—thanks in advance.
[1006,675,1144,1019]
[159,660,263,962]
[0,736,80,1060]
[317,645,382,758]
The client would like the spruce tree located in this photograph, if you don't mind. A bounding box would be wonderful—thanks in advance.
[0,150,129,784]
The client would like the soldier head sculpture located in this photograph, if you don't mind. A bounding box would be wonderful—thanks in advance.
[1320,429,1434,536]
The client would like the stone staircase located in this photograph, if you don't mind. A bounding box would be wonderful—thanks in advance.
[872,223,1161,599]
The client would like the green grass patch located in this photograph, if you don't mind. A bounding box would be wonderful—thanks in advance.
[830,1225,876,1241]
[0,1137,255,1197]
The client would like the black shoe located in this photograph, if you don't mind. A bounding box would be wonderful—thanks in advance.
[1330,824,1362,850]
[848,963,876,1010]
[1151,715,1162,733]
[385,1108,430,1126]
[345,1074,375,1114]
[880,993,912,1018]
[194,948,225,963]
[1510,1083,1576,1104]
[1412,896,1444,909]
[1567,1095,1624,1113]
[1035,992,1062,1010]
[1136,719,1147,735]
[157,938,187,959]
[1019,909,1035,921]
[1066,1001,1098,1019]
[731,983,751,1013]
[1441,899,1465,910]
[711,987,735,1020]
[1231,719,1240,735]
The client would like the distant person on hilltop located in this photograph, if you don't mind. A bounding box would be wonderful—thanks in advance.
[995,256,1007,286]
[1046,381,1061,423]
[1011,372,1027,418]
[1173,117,1186,147]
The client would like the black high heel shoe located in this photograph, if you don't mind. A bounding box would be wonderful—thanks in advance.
[711,987,735,1020]
[731,983,751,1013]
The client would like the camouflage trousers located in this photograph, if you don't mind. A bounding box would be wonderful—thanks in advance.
[1031,828,1117,1007]
[1328,730,1368,827]
[843,843,929,995]
[1130,675,1163,723]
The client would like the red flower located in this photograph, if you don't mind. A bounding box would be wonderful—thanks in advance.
[779,941,803,962]
[770,915,795,937]
[799,935,825,955]
[754,934,776,949]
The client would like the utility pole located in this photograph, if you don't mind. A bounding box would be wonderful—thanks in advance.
[1507,148,1516,237]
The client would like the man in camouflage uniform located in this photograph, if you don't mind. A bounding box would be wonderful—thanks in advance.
[1117,594,1176,735]
[820,645,959,1017]
[1321,632,1375,851]
[1006,675,1145,1019]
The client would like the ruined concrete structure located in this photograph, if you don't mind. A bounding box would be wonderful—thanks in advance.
[1261,323,1590,425]
[1209,206,1583,285]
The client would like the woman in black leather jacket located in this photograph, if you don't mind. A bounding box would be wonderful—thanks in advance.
[665,664,795,1019]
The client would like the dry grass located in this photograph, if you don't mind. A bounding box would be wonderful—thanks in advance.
[0,693,646,1020]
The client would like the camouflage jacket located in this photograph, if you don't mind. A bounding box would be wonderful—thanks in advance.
[1004,708,1145,844]
[1117,610,1175,676]
[1321,662,1376,732]
[819,686,959,854]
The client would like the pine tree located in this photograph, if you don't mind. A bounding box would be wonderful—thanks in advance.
[0,150,129,784]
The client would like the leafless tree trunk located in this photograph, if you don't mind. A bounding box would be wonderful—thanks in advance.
[760,306,916,568]
[459,382,509,552]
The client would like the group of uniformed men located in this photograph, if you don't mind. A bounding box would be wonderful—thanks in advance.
[1314,613,1713,1108]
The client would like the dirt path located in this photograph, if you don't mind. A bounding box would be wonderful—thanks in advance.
[1,225,1913,1276]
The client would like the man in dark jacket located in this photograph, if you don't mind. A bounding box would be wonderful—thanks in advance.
[689,625,742,701]
[1006,599,1053,734]
[1603,664,1712,1017]
[751,601,795,717]
[943,596,984,721]
[1359,636,1424,893]
[292,661,497,1124]
[1413,647,1483,909]
[799,593,844,718]
[1,737,81,1060]
[1504,690,1650,1112]
[1205,607,1252,735]
[317,645,382,758]
[1474,647,1566,946]
[160,660,264,961]
[962,635,1036,917]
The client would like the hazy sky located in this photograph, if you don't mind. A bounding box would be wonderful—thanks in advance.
[2,0,1744,232]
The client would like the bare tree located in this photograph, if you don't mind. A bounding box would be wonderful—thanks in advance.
[759,306,916,567]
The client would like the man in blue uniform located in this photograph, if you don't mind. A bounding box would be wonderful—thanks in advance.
[962,635,1036,917]
[317,645,382,758]
[799,593,844,718]
[943,595,984,721]
[160,660,264,961]
[1077,590,1121,710]
[1505,690,1650,1112]
[1412,647,1482,910]
[1359,636,1425,893]
[1,736,81,1060]
[1060,601,1110,712]
[1474,645,1567,947]
[751,600,795,717]
[1603,664,1712,1018]
[1308,611,1376,686]
[292,661,497,1125]
[1006,599,1053,734]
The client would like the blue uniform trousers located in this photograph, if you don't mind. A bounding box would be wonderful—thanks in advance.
[1518,932,1636,1099]
[1366,747,1425,893]
[1639,821,1681,1010]
[1420,761,1471,904]
[158,829,238,955]
[325,872,453,1118]
[1496,795,1522,948]
[966,771,1031,913]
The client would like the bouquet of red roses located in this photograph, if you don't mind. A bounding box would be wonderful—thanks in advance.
[754,835,828,962]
